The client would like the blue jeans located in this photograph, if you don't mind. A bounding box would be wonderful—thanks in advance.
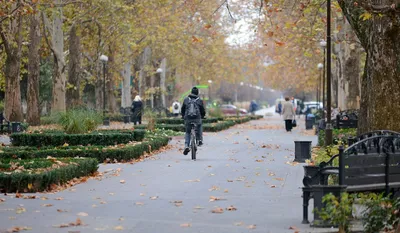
[185,121,203,147]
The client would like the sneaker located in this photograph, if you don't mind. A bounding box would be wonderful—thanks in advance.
[183,147,190,155]
[198,140,203,147]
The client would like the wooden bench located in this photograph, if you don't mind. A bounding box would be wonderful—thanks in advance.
[302,135,400,224]
[0,112,10,134]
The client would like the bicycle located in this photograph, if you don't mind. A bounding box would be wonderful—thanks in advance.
[189,122,198,161]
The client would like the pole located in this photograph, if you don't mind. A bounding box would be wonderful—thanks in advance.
[322,48,326,119]
[103,62,106,117]
[325,0,333,146]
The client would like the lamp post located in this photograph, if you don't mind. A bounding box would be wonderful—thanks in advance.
[208,80,212,103]
[100,55,108,125]
[317,63,323,110]
[319,40,327,118]
[325,0,333,145]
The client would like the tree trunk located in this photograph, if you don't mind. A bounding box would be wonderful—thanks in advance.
[2,5,23,122]
[27,12,41,125]
[339,0,400,134]
[160,58,167,109]
[121,62,132,108]
[66,25,81,109]
[50,0,66,113]
[106,46,117,113]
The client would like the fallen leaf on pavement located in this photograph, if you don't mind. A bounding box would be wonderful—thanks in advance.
[6,226,32,232]
[55,197,64,200]
[209,196,226,202]
[226,205,237,211]
[23,195,37,199]
[100,201,107,204]
[224,189,229,193]
[42,204,53,207]
[149,196,158,200]
[227,180,233,182]
[57,209,67,212]
[247,224,257,229]
[119,218,124,221]
[40,196,48,200]
[193,206,204,209]
[77,212,88,216]
[0,198,5,202]
[211,207,224,213]
[268,172,275,176]
[140,193,145,196]
[275,178,284,181]
[184,179,200,182]
[270,185,276,188]
[171,200,183,204]
[120,180,126,184]
[234,222,244,226]
[208,186,220,191]
[135,202,144,206]
[114,226,124,230]
[180,223,192,227]
[255,160,264,162]
[15,192,23,198]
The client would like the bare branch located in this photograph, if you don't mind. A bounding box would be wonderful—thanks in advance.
[226,0,236,21]
[213,0,227,15]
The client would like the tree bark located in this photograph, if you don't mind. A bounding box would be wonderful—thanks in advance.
[50,0,66,113]
[1,3,23,122]
[121,62,132,108]
[160,58,167,109]
[66,24,81,109]
[339,0,400,134]
[106,45,117,113]
[27,11,41,125]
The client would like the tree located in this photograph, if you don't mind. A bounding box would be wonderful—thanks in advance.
[27,6,41,125]
[0,1,26,121]
[338,0,400,133]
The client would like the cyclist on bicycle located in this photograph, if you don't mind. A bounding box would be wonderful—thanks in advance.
[181,87,206,155]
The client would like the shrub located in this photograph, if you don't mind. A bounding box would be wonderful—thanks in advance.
[317,192,355,233]
[10,130,146,147]
[357,193,400,233]
[0,137,169,162]
[318,128,357,146]
[143,108,156,131]
[57,109,103,134]
[208,106,223,118]
[0,157,98,193]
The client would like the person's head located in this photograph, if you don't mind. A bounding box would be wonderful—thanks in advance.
[291,97,294,100]
[191,87,199,96]
[285,97,290,101]
[134,95,141,102]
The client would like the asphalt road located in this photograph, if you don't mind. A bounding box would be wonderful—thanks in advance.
[0,114,326,233]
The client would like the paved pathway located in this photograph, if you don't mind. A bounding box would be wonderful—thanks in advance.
[0,114,330,233]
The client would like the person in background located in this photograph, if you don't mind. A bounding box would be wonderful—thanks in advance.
[282,96,296,132]
[131,95,143,125]
[250,100,258,115]
[278,101,283,115]
[172,100,181,117]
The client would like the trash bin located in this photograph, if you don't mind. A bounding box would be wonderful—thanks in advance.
[103,117,110,126]
[294,141,312,163]
[123,115,130,124]
[305,114,315,130]
[11,122,22,133]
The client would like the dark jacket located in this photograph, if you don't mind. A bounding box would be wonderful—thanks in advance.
[181,94,205,120]
[131,100,143,116]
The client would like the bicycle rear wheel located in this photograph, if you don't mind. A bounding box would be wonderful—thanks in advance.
[191,129,196,160]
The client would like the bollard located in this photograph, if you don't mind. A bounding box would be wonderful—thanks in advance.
[123,115,130,124]
[294,141,312,163]
[11,122,22,133]
[103,117,110,126]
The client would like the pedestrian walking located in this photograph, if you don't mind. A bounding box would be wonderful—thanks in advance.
[131,95,143,125]
[278,101,282,115]
[282,96,296,132]
[172,100,181,117]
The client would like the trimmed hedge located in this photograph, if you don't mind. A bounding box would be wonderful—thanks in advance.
[0,137,170,162]
[155,117,223,125]
[10,130,146,147]
[0,157,98,193]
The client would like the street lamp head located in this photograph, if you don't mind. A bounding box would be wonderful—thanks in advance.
[99,55,108,62]
[156,68,163,73]
[319,40,327,48]
[208,80,212,84]
[317,63,324,69]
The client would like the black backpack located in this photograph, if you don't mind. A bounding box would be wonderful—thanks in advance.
[186,97,200,119]
[173,103,179,110]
